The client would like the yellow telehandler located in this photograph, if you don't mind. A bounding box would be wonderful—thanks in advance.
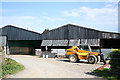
[66,45,104,64]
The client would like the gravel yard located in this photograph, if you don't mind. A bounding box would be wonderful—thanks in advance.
[7,55,106,78]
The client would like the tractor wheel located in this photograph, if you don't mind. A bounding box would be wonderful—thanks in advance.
[96,56,99,62]
[69,54,78,63]
[88,55,97,64]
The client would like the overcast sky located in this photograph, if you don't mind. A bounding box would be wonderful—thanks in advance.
[0,0,119,33]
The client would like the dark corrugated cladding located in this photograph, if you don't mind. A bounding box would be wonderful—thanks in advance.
[1,25,41,40]
[0,28,2,35]
[0,24,120,54]
[1,24,120,41]
[0,25,42,55]
[41,25,69,40]
[1,24,120,47]
[41,24,120,40]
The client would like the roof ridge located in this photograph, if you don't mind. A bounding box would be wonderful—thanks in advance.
[42,24,119,34]
[2,25,41,35]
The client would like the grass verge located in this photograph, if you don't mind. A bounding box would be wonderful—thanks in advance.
[93,68,117,80]
[0,65,2,78]
[1,58,24,78]
[40,56,43,58]
[31,55,37,56]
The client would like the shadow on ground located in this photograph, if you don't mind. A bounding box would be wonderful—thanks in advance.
[56,59,89,64]
[85,72,107,80]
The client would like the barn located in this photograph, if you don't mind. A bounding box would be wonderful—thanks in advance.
[41,24,120,51]
[0,24,120,55]
[0,25,42,55]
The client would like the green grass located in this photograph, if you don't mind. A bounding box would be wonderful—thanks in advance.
[112,49,120,53]
[31,54,37,56]
[40,56,43,58]
[1,58,25,78]
[0,65,2,78]
[93,68,117,80]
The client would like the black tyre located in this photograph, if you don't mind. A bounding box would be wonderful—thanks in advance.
[96,56,99,63]
[88,55,97,64]
[69,54,78,63]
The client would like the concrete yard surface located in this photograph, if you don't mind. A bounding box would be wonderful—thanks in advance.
[8,55,105,78]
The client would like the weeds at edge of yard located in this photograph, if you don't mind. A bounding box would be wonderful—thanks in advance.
[1,58,25,78]
[93,68,117,80]
[39,56,43,58]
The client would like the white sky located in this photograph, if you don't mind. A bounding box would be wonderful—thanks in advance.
[0,0,119,33]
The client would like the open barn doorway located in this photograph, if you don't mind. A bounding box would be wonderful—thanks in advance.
[100,39,120,59]
[101,39,120,49]
[7,40,42,55]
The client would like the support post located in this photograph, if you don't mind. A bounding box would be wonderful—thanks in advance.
[99,39,106,64]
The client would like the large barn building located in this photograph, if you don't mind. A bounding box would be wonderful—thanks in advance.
[0,25,42,54]
[0,24,120,55]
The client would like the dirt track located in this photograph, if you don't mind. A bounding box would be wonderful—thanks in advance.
[8,55,105,78]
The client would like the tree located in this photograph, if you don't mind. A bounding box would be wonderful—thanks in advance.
[42,29,49,34]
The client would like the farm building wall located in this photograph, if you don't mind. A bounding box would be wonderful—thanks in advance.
[41,24,120,47]
[0,24,120,55]
[0,25,42,55]
[41,24,120,40]
[1,25,41,40]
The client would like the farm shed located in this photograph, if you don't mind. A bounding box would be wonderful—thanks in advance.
[0,25,42,55]
[41,24,120,40]
[0,24,120,55]
[41,24,120,50]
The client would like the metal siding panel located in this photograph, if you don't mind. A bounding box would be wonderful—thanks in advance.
[2,26,41,40]
[59,27,63,40]
[69,39,80,46]
[59,28,61,39]
[80,28,84,39]
[80,39,99,46]
[62,27,65,39]
[0,29,2,35]
[78,27,80,39]
[86,29,88,39]
[69,25,73,39]
[2,25,120,41]
[41,40,52,46]
[56,29,59,39]
[50,31,53,40]
[9,27,13,40]
[48,32,50,40]
[64,26,68,39]
[48,31,50,40]
[84,29,86,39]
[73,27,78,39]
[53,40,68,46]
